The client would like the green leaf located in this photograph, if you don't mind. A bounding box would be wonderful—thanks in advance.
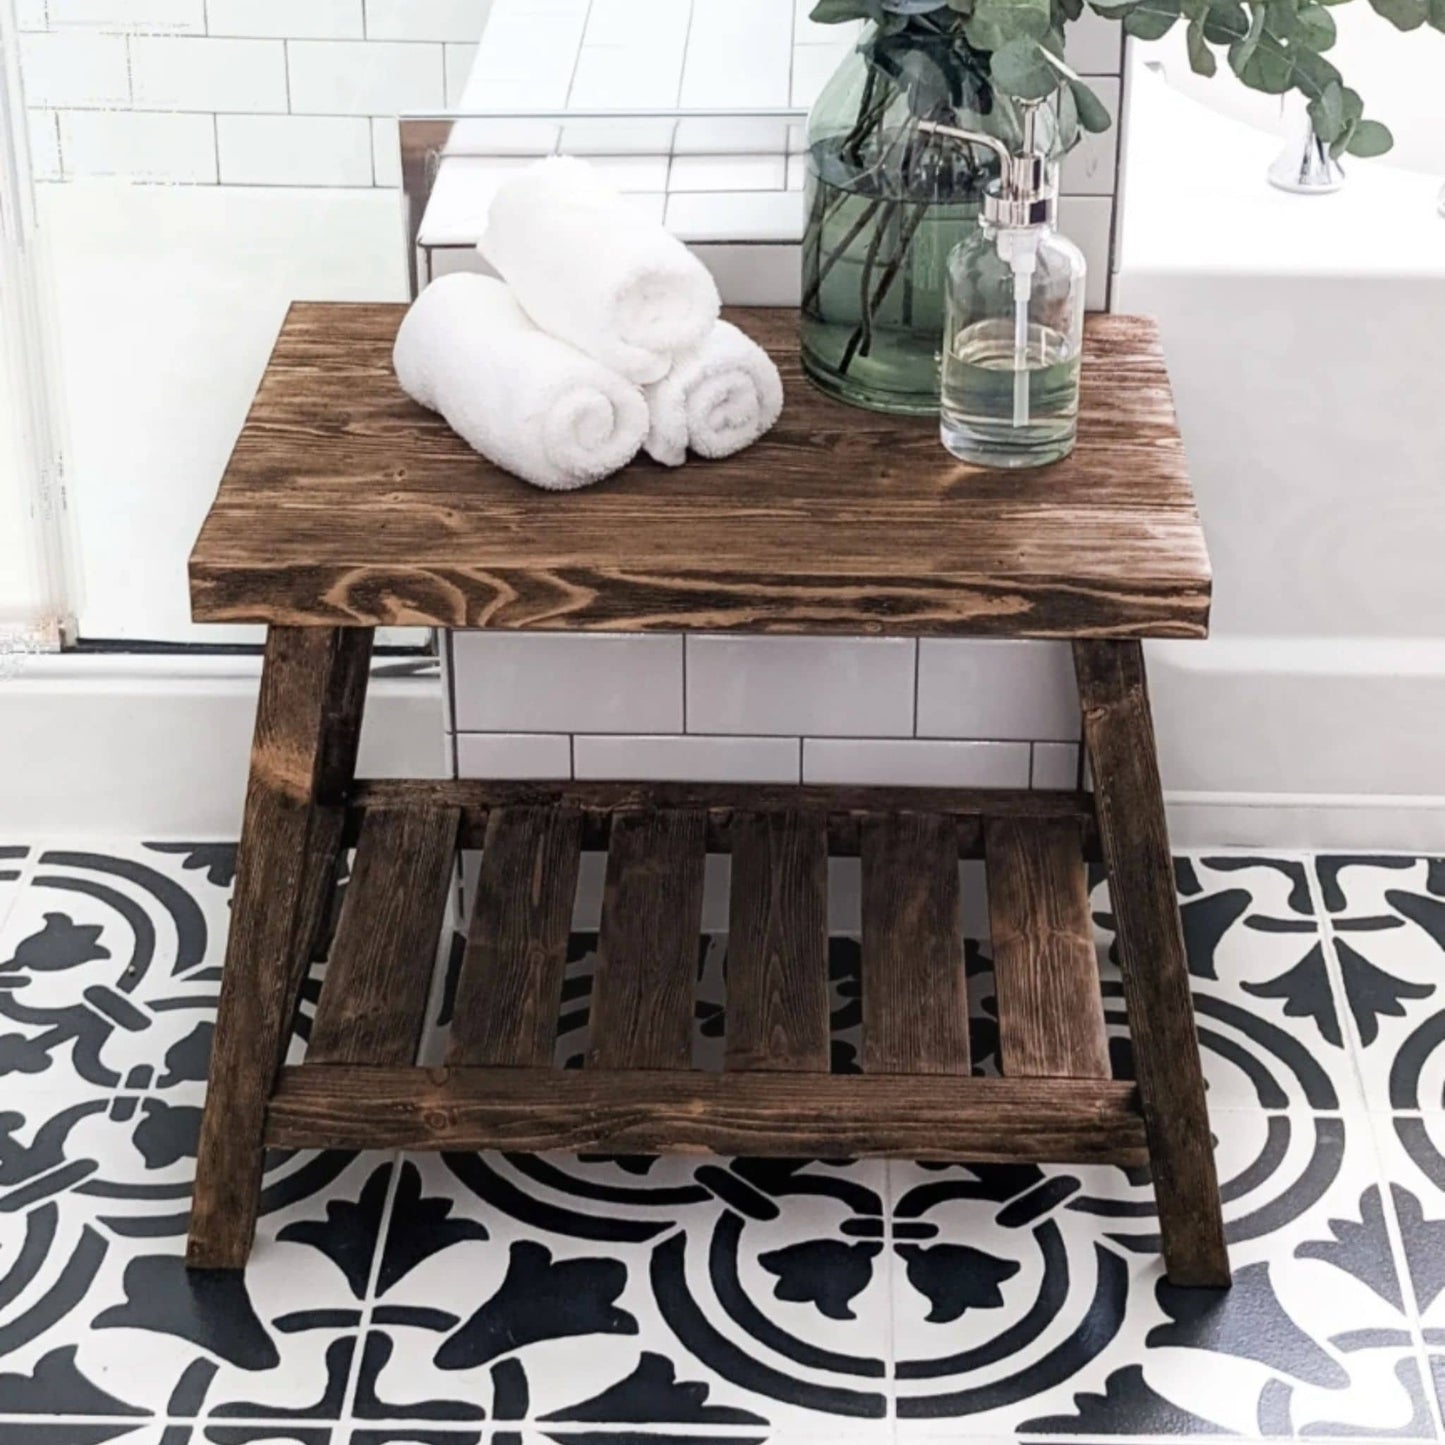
[1295,2,1337,45]
[1430,0,1445,29]
[964,0,1052,50]
[1122,0,1182,36]
[1307,77,1347,139]
[1186,16,1219,70]
[1367,0,1428,26]
[1201,0,1248,42]
[989,36,1062,96]
[1068,75,1113,127]
[810,0,873,21]
[1346,117,1394,154]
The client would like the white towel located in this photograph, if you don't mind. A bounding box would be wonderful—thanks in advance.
[643,320,785,467]
[393,272,649,492]
[479,156,721,387]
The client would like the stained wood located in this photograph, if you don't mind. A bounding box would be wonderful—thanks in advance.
[266,1064,1149,1165]
[306,807,460,1066]
[187,625,372,1270]
[985,816,1110,1080]
[346,777,1101,857]
[589,810,707,1070]
[447,806,583,1067]
[725,811,830,1073]
[1075,639,1230,1287]
[860,813,969,1076]
[190,306,1211,639]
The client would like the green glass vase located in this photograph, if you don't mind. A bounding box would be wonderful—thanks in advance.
[800,25,1000,416]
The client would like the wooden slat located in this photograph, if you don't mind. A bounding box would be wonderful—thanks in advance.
[1075,639,1229,1286]
[447,806,582,1067]
[346,777,1101,857]
[860,813,969,1076]
[588,810,707,1070]
[307,807,460,1066]
[725,811,829,1073]
[267,1064,1148,1165]
[985,816,1110,1080]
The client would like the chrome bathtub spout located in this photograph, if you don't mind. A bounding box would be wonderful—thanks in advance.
[1268,114,1345,194]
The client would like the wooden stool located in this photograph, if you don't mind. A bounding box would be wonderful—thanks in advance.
[185,306,1229,1289]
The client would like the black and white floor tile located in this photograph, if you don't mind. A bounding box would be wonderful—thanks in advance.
[0,842,1442,1443]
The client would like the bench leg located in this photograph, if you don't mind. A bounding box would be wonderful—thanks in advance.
[187,625,373,1270]
[1074,640,1230,1288]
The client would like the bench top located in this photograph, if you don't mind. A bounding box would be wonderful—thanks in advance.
[189,304,1210,638]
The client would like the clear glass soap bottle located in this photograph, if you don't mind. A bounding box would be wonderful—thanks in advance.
[923,110,1086,469]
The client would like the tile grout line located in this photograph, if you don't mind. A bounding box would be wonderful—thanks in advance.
[336,1147,407,1428]
[1303,854,1445,1440]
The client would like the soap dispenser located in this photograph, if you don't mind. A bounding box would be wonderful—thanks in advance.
[920,105,1085,469]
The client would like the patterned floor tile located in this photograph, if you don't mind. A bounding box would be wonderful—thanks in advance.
[367,1151,893,1433]
[890,1110,1433,1437]
[1315,857,1445,1110]
[1089,857,1362,1113]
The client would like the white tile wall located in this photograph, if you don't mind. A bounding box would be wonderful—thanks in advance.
[455,732,572,779]
[803,738,1032,788]
[451,634,684,735]
[217,114,374,187]
[13,0,48,29]
[574,735,801,783]
[366,0,491,41]
[48,0,205,32]
[26,110,61,180]
[288,39,445,115]
[371,117,402,186]
[207,0,364,39]
[19,31,130,107]
[131,37,289,114]
[686,636,916,739]
[59,109,218,181]
[1031,741,1083,789]
[916,640,1080,742]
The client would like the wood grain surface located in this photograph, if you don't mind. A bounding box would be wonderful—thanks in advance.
[266,1064,1149,1164]
[190,306,1211,638]
[985,815,1110,1080]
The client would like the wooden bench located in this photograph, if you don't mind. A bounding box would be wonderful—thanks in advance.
[185,305,1229,1289]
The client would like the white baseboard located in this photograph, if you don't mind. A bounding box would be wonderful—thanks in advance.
[0,652,447,838]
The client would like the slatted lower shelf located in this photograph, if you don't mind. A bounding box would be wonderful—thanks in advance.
[288,779,1136,1167]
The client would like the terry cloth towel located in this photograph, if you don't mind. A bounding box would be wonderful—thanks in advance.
[393,272,649,492]
[479,155,721,387]
[643,319,785,467]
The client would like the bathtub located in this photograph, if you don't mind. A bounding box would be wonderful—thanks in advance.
[1114,48,1445,848]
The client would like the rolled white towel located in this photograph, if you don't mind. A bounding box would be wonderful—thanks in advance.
[479,156,721,387]
[393,273,649,492]
[643,320,785,468]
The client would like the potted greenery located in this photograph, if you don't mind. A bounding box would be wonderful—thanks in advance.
[802,0,1436,413]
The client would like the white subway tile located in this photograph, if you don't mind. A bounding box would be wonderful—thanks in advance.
[366,0,491,41]
[686,636,915,738]
[48,0,205,31]
[693,242,801,306]
[1060,77,1119,197]
[58,108,217,181]
[1066,6,1124,74]
[19,31,129,107]
[791,42,850,108]
[664,189,803,244]
[207,0,364,39]
[574,735,801,784]
[14,0,47,29]
[1058,195,1114,310]
[131,37,288,112]
[569,44,683,109]
[288,38,445,114]
[803,738,1031,788]
[217,114,373,186]
[444,43,478,105]
[452,634,684,734]
[917,640,1080,742]
[372,116,401,186]
[585,0,685,46]
[1031,741,1082,790]
[26,110,61,179]
[668,154,787,194]
[681,1,792,107]
[455,732,572,779]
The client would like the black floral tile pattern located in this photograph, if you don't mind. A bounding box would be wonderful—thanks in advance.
[0,844,1440,1442]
